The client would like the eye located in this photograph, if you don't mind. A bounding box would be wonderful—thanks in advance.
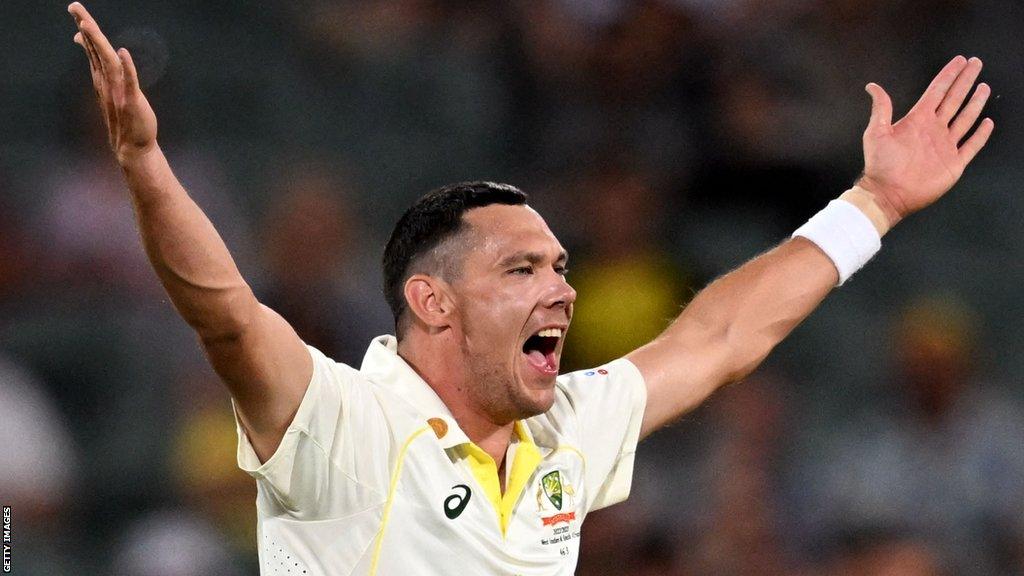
[554,265,569,276]
[509,266,534,275]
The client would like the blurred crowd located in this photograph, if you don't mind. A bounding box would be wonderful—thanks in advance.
[3,0,1024,574]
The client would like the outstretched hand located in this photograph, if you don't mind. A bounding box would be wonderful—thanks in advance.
[858,55,994,227]
[69,2,157,164]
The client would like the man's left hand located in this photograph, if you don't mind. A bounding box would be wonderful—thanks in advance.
[858,55,994,228]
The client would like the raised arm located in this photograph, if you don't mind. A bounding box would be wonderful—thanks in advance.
[629,55,994,439]
[68,3,311,461]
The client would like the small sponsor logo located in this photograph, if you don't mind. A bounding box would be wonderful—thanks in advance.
[584,371,595,376]
[443,485,471,519]
[597,369,608,375]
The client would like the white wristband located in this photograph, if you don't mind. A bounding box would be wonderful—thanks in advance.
[792,199,882,285]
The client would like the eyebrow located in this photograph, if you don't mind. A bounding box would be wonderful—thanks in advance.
[496,250,569,269]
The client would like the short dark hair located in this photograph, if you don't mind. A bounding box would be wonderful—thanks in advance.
[383,181,528,332]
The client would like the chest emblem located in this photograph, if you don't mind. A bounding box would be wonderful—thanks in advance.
[536,469,580,547]
[536,470,577,526]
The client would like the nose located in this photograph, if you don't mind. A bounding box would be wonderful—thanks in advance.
[542,272,576,311]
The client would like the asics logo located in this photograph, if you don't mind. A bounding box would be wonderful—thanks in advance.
[444,484,472,519]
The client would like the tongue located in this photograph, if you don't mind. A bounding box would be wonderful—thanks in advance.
[525,349,548,368]
[524,349,557,372]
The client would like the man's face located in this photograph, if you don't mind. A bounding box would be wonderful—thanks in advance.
[448,204,575,423]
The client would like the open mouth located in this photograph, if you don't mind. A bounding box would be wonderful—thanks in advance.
[522,327,563,375]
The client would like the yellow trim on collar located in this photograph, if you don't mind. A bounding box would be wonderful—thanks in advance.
[457,421,542,537]
[501,422,542,535]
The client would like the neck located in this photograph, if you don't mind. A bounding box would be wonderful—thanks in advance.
[398,331,516,467]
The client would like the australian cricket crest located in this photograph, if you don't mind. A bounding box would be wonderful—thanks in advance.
[536,468,580,549]
[542,470,564,509]
[536,469,577,525]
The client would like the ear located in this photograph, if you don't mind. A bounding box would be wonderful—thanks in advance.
[403,274,455,329]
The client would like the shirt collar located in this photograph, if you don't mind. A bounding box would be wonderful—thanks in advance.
[359,335,470,448]
[359,335,542,451]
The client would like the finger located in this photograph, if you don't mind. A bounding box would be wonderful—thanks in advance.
[950,83,991,142]
[912,55,968,114]
[76,30,104,92]
[76,14,123,87]
[71,9,101,74]
[119,48,140,94]
[74,32,103,95]
[73,31,89,57]
[80,30,103,75]
[67,3,93,26]
[937,57,983,123]
[79,29,120,125]
[81,33,107,95]
[68,0,100,72]
[75,14,108,89]
[958,118,994,165]
[865,83,893,130]
[81,23,126,128]
[70,4,120,139]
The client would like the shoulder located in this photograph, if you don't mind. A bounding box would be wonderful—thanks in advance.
[309,344,363,379]
[528,358,647,438]
[554,358,647,405]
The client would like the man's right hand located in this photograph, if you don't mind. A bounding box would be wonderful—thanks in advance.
[69,2,157,165]
[66,2,313,463]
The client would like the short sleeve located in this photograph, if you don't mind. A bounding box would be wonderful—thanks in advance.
[232,345,389,518]
[556,358,647,511]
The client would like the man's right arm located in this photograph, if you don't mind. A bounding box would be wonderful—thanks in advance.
[69,3,310,462]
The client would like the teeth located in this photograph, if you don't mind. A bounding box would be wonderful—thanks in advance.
[536,328,563,338]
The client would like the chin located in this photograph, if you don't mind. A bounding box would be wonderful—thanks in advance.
[537,391,557,413]
[510,359,559,417]
[518,387,556,418]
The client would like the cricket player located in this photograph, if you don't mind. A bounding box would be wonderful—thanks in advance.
[67,2,994,574]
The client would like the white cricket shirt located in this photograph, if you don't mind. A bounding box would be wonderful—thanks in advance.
[234,335,647,575]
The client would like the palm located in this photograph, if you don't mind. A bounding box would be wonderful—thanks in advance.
[858,56,993,225]
[69,2,158,162]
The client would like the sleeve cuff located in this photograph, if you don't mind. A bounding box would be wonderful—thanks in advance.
[233,344,323,477]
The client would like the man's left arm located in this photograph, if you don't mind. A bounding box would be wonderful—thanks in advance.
[628,55,994,439]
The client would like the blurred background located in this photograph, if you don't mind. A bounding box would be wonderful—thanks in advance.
[2,0,1024,574]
